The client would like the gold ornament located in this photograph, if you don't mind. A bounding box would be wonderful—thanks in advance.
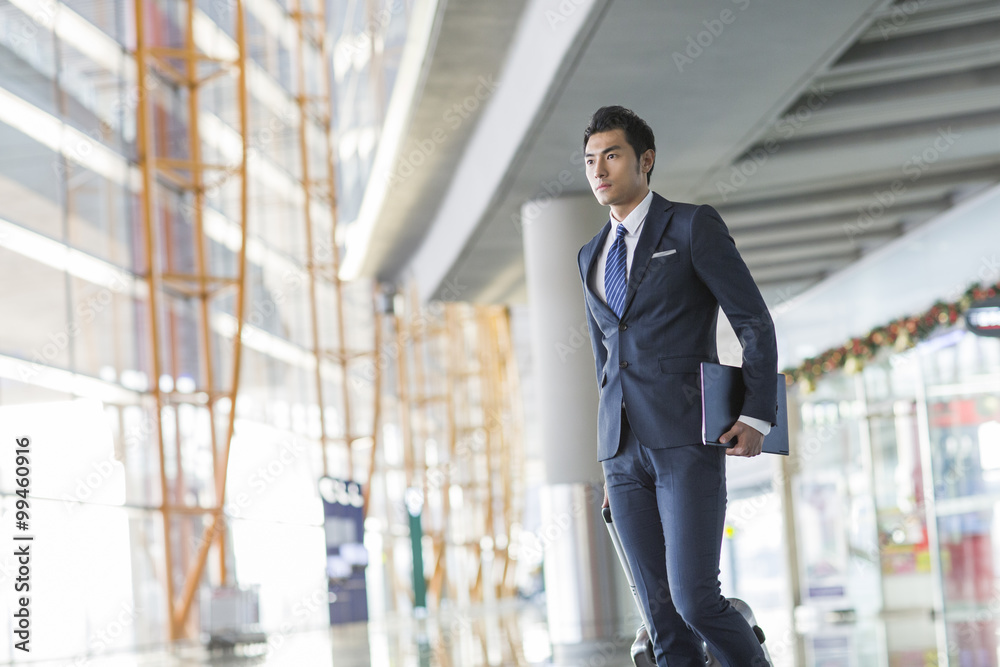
[894,329,912,351]
[844,356,863,375]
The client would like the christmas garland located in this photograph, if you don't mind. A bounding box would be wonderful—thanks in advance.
[783,278,1000,392]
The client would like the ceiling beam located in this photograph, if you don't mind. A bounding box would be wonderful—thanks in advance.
[768,85,1000,141]
[706,156,1000,210]
[722,194,950,230]
[735,216,906,250]
[750,256,855,285]
[857,0,1000,43]
[741,238,865,266]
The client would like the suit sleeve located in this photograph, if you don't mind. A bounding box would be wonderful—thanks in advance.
[690,205,778,424]
[578,247,607,389]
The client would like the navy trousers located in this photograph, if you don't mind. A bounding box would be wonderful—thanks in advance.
[602,408,768,667]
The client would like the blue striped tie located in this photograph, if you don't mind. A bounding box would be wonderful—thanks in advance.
[604,223,628,317]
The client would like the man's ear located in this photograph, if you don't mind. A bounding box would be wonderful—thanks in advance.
[641,149,655,175]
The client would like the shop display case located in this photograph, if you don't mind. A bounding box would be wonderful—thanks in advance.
[924,330,1000,665]
[789,327,1000,665]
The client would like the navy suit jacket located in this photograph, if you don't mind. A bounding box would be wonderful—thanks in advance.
[577,192,778,461]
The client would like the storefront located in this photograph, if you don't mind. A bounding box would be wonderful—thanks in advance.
[788,318,1000,665]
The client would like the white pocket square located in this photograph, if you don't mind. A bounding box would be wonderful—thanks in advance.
[651,249,677,258]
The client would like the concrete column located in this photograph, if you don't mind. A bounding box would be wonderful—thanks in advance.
[522,194,605,485]
[521,193,629,662]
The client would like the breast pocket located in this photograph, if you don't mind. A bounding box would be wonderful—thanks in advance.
[650,249,680,262]
[644,250,682,284]
[650,252,680,268]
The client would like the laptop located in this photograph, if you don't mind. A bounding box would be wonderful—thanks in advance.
[700,362,789,456]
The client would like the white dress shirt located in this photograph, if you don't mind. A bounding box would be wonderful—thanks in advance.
[590,189,655,302]
[589,189,771,437]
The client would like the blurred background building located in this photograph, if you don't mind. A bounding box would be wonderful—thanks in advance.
[0,0,999,665]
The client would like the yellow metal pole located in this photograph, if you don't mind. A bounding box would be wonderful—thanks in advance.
[476,310,496,597]
[442,303,459,603]
[176,0,226,595]
[363,288,383,517]
[132,0,178,639]
[396,307,414,485]
[172,0,251,631]
[292,0,331,479]
[319,33,355,481]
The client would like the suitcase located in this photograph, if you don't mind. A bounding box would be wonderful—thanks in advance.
[602,507,771,666]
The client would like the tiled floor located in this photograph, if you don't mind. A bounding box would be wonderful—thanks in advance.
[6,600,917,666]
[9,600,635,667]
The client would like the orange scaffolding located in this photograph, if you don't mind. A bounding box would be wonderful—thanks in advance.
[133,0,250,639]
[289,0,380,484]
[376,293,525,610]
[132,0,520,636]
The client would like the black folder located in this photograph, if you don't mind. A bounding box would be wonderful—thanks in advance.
[700,362,789,456]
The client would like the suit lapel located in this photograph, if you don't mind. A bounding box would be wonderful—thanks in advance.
[622,194,674,317]
[584,222,615,318]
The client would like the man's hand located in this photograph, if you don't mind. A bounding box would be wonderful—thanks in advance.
[602,484,609,509]
[720,421,764,457]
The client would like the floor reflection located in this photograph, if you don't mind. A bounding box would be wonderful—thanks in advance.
[19,600,954,666]
[13,600,632,667]
[339,599,627,666]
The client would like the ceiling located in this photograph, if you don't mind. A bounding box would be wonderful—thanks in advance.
[356,0,1000,308]
[340,0,528,279]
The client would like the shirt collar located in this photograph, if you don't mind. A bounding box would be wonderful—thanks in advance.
[612,189,654,236]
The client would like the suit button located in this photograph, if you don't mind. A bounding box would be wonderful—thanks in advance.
[619,323,627,331]
[619,361,628,368]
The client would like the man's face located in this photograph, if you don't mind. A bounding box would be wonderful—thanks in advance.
[584,128,651,208]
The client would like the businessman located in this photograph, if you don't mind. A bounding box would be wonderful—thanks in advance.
[577,106,776,666]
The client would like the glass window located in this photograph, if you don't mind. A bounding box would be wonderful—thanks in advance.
[66,162,133,268]
[0,246,70,369]
[69,275,139,379]
[922,330,1000,656]
[57,39,128,155]
[0,121,64,239]
[63,0,126,44]
[0,3,58,115]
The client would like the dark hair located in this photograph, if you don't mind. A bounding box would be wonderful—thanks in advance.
[583,106,656,183]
